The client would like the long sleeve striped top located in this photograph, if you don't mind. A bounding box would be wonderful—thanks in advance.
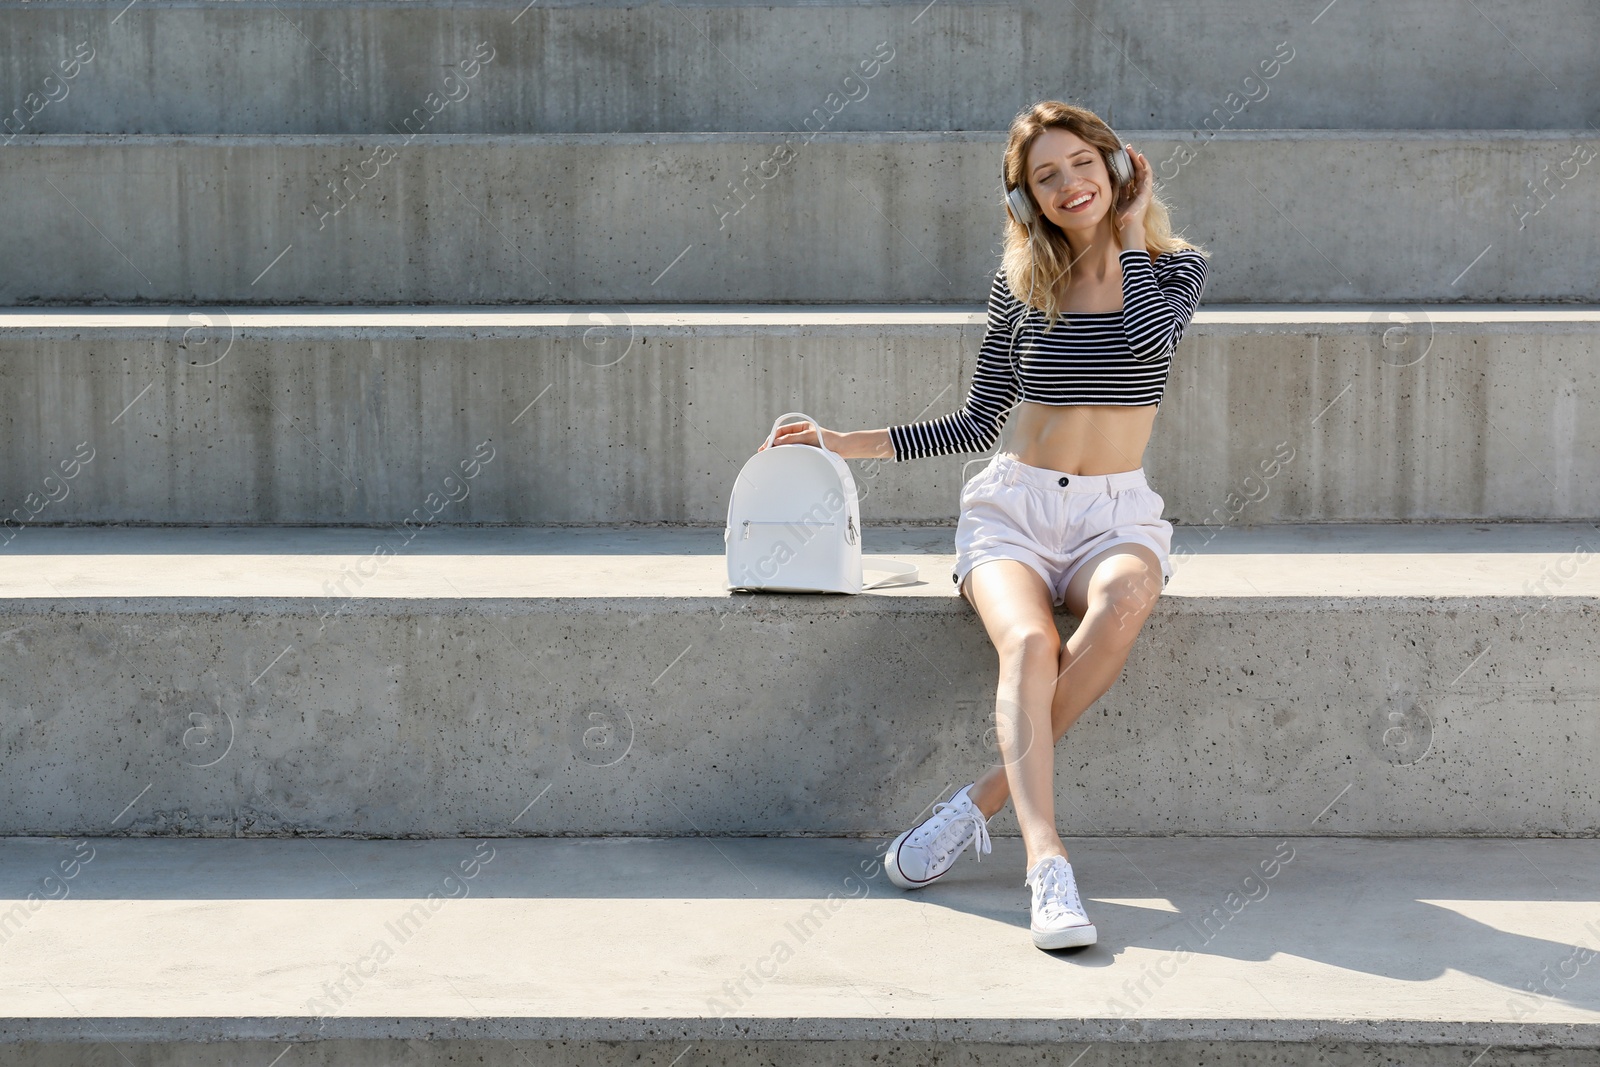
[887,246,1208,462]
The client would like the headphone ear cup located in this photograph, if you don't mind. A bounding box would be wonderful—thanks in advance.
[1107,146,1133,189]
[1005,185,1033,227]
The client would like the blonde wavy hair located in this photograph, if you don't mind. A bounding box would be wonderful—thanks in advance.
[1000,101,1207,330]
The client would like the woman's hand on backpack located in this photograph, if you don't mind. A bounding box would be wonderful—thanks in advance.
[759,425,895,460]
[760,420,835,453]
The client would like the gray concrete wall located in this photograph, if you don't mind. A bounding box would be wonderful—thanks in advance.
[1,131,1594,305]
[0,594,1593,837]
[0,0,1593,134]
[0,316,1592,524]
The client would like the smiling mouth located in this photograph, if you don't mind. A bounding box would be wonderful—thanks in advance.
[1062,191,1096,212]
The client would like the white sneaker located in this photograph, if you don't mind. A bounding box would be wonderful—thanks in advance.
[1025,855,1097,949]
[884,784,992,889]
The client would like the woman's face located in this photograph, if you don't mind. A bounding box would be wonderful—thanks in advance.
[1024,127,1114,234]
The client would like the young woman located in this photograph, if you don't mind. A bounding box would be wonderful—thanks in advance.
[760,101,1208,950]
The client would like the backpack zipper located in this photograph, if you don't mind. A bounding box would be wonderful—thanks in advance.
[741,519,837,540]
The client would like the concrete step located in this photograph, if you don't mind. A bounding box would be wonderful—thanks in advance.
[2,0,1594,134]
[0,523,1595,838]
[1,835,1598,1062]
[0,305,1593,525]
[2,131,1592,305]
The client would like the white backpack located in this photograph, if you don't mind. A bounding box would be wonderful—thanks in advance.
[724,412,920,594]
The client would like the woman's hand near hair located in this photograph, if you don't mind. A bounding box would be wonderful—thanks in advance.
[1114,144,1154,252]
[759,421,894,460]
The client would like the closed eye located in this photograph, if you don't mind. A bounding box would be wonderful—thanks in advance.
[1034,154,1096,181]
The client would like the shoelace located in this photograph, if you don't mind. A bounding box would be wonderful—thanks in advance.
[911,796,993,865]
[1027,858,1086,921]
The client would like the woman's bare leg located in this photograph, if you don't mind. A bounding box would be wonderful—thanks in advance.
[962,558,1070,868]
[965,544,1165,820]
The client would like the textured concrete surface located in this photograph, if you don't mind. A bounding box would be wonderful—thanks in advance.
[0,0,1594,134]
[0,307,1594,524]
[1,132,1592,304]
[0,525,1594,838]
[5,1045,1600,1067]
[1,836,1598,1050]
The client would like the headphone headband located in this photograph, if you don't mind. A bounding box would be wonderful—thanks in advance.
[1002,123,1133,228]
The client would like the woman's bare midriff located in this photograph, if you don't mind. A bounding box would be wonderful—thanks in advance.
[1004,401,1158,476]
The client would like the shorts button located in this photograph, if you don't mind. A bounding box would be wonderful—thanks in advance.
[1058,475,1069,486]
[951,572,958,583]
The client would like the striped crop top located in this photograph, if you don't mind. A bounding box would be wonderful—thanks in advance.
[887,246,1208,462]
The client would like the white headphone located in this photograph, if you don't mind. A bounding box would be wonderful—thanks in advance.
[1002,127,1133,229]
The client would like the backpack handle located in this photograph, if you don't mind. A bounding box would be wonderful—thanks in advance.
[761,411,835,456]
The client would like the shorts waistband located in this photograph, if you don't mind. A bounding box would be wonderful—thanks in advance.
[993,452,1150,495]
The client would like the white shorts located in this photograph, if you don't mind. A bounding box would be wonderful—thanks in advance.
[953,452,1173,608]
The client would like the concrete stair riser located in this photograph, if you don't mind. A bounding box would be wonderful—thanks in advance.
[0,0,1595,133]
[0,314,1592,524]
[0,595,1592,837]
[2,132,1594,304]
